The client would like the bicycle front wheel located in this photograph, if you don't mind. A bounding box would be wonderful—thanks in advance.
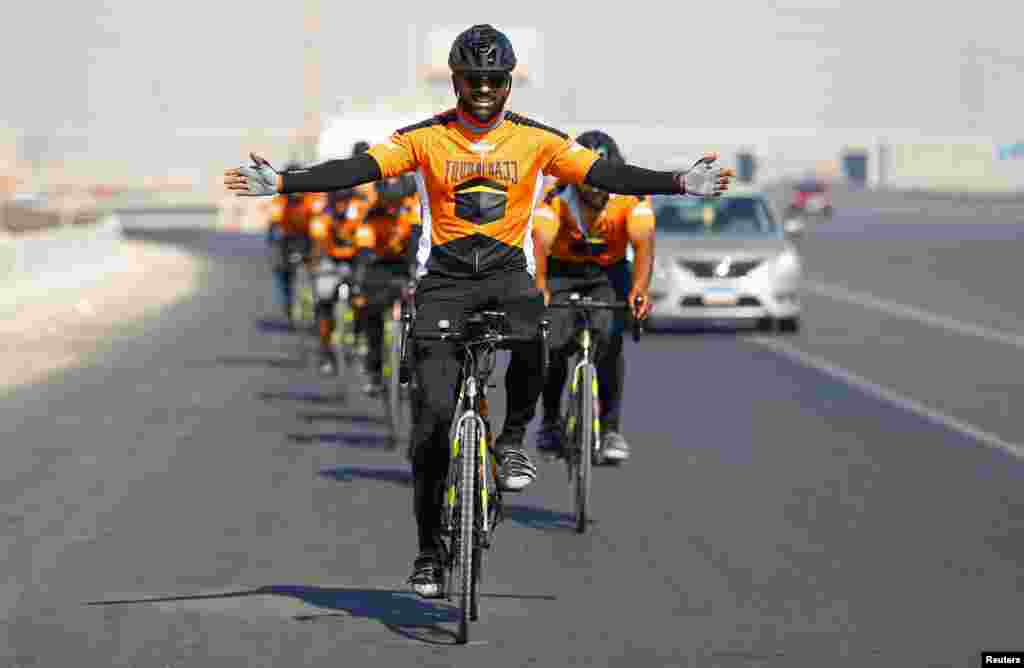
[575,363,596,534]
[336,300,357,371]
[455,416,477,644]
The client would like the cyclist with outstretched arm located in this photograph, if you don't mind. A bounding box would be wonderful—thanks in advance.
[225,23,733,598]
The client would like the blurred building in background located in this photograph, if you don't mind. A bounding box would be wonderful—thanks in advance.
[3,5,1024,223]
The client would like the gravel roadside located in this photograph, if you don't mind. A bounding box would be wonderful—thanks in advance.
[0,240,202,390]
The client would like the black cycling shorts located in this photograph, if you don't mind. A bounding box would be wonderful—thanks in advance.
[544,259,616,355]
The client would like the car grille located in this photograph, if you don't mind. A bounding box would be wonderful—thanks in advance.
[678,259,763,278]
[680,296,762,308]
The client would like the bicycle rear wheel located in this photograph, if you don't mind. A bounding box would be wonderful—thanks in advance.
[455,417,477,644]
[575,363,596,534]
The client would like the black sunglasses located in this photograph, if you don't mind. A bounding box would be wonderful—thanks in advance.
[463,72,511,90]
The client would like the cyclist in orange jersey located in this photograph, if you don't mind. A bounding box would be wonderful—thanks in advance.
[267,162,319,326]
[226,23,733,598]
[351,175,421,395]
[309,142,379,375]
[532,131,656,464]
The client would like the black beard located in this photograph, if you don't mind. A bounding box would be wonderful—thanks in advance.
[457,95,505,125]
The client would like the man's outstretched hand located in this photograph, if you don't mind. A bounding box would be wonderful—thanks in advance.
[224,153,279,197]
[677,153,735,198]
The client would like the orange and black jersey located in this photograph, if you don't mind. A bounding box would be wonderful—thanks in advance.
[281,111,686,276]
[363,109,601,278]
[271,192,325,237]
[359,194,421,262]
[533,185,654,267]
[310,184,376,261]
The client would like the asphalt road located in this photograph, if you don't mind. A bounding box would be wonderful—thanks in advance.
[2,201,1022,667]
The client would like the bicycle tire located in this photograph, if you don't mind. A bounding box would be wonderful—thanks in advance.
[336,301,357,371]
[564,363,580,485]
[470,545,482,621]
[576,363,596,534]
[456,416,477,644]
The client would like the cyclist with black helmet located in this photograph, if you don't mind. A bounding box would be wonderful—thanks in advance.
[226,23,733,598]
[533,130,655,463]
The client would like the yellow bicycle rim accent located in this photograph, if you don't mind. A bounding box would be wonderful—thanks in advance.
[480,434,489,513]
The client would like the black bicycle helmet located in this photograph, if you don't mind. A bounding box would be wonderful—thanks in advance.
[351,141,370,156]
[576,131,625,165]
[448,24,517,73]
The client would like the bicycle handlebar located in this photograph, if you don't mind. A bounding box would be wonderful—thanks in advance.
[549,294,645,343]
[397,314,551,385]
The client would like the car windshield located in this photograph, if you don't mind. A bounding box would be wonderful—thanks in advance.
[651,196,781,239]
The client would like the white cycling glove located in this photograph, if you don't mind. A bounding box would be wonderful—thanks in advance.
[676,155,730,198]
[236,153,279,197]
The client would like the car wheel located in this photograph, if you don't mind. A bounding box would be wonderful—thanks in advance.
[779,317,801,334]
[756,317,775,333]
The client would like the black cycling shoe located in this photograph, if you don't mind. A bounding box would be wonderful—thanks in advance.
[408,552,443,599]
[535,420,564,459]
[494,432,537,492]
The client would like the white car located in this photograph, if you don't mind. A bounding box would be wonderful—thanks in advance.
[646,190,802,332]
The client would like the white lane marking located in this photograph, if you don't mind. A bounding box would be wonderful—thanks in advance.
[859,206,1024,219]
[752,336,1024,461]
[804,280,1024,350]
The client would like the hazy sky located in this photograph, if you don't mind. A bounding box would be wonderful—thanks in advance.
[4,0,1022,177]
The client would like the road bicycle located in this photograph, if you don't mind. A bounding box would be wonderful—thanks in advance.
[400,309,550,643]
[548,293,642,533]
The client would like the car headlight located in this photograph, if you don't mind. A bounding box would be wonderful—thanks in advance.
[653,258,674,282]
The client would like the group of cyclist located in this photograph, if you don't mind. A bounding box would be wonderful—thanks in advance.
[226,23,734,598]
[266,142,421,396]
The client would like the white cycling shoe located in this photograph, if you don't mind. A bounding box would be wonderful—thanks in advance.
[599,431,631,462]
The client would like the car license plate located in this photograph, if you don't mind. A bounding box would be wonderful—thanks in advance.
[703,288,738,306]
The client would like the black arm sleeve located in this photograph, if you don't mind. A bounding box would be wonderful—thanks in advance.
[406,225,422,277]
[584,160,681,195]
[280,154,382,193]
